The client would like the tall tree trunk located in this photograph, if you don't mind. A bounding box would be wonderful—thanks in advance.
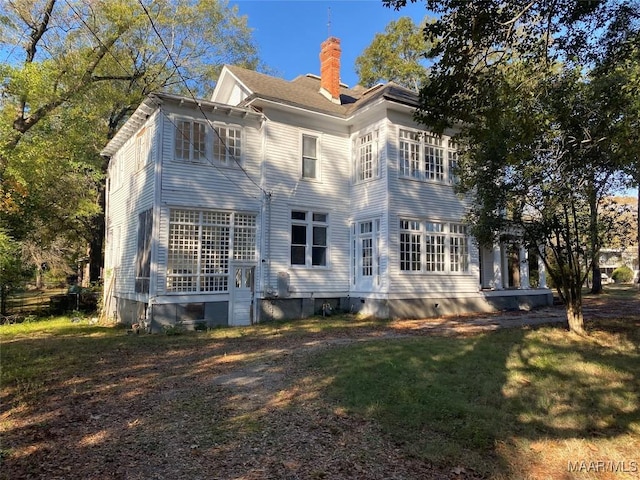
[589,186,602,293]
[564,283,586,335]
[566,301,585,335]
[637,185,639,278]
[0,285,7,316]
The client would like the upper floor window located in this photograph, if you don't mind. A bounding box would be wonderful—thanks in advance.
[302,134,318,179]
[174,118,243,165]
[213,126,242,164]
[135,127,150,171]
[399,129,458,184]
[399,129,421,179]
[356,131,379,182]
[447,139,459,185]
[424,135,444,181]
[291,210,328,267]
[175,120,206,162]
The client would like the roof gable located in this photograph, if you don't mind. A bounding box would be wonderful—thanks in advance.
[217,65,418,119]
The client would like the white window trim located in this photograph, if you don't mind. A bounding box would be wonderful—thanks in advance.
[355,129,380,183]
[166,209,257,294]
[300,131,321,181]
[174,117,207,163]
[399,217,470,274]
[398,127,458,185]
[135,127,151,171]
[173,116,245,167]
[290,210,330,268]
[212,122,245,167]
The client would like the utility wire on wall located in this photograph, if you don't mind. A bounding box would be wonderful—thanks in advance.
[136,0,268,198]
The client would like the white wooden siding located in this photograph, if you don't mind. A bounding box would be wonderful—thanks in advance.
[154,104,264,297]
[106,113,157,296]
[349,118,391,293]
[385,116,478,296]
[261,118,351,296]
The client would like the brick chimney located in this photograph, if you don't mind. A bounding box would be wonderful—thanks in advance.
[319,37,341,104]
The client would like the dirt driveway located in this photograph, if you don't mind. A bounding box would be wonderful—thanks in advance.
[2,289,638,480]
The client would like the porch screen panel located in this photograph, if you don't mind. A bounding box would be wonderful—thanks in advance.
[233,214,257,261]
[167,210,200,292]
[200,212,230,292]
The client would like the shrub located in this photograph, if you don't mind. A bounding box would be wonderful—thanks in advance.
[611,265,633,283]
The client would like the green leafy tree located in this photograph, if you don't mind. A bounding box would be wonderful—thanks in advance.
[384,0,639,333]
[1,0,262,284]
[355,16,431,90]
[595,25,640,276]
[0,229,26,315]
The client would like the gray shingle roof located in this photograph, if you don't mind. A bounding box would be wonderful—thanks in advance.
[225,65,418,118]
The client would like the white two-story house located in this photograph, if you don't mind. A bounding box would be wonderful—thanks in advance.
[101,37,552,330]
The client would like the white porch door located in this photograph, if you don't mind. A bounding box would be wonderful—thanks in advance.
[354,220,380,291]
[229,263,255,326]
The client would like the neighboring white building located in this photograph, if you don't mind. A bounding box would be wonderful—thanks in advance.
[101,37,552,330]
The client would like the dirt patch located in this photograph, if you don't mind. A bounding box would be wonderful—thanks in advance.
[1,292,638,480]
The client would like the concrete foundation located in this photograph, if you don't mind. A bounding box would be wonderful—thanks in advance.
[114,289,553,330]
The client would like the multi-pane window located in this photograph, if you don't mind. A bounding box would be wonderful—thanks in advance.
[291,211,328,267]
[175,120,206,162]
[233,214,257,261]
[399,219,469,273]
[360,222,373,276]
[213,126,242,164]
[448,139,459,185]
[135,209,153,293]
[174,119,243,165]
[135,127,150,171]
[399,220,421,271]
[399,129,421,179]
[399,129,457,183]
[302,134,318,179]
[425,222,445,272]
[425,135,444,181]
[357,131,378,182]
[167,210,256,293]
[450,223,469,272]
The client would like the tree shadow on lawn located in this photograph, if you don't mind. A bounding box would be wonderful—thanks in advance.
[314,318,640,479]
[0,330,271,480]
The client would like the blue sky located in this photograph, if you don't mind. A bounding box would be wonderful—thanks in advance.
[232,0,429,87]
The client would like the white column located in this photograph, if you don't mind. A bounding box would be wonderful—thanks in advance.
[502,243,509,288]
[520,245,530,289]
[538,255,547,288]
[493,243,503,290]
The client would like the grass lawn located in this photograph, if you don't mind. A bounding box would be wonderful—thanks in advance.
[1,287,638,479]
[312,317,640,478]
